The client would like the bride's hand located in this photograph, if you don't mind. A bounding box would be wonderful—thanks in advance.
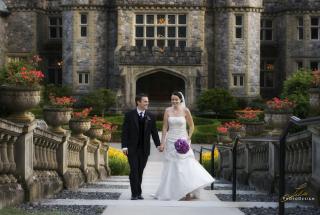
[158,144,165,152]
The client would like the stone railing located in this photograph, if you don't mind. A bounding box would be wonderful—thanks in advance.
[86,142,99,183]
[116,46,202,66]
[0,119,24,206]
[0,118,111,208]
[218,130,315,194]
[64,136,86,190]
[99,143,110,179]
[219,148,232,180]
[285,131,312,191]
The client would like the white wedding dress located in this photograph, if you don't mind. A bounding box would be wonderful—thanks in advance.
[155,116,215,200]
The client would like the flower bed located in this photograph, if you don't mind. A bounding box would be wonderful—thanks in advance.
[108,147,130,175]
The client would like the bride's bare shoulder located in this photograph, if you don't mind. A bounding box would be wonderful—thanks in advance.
[165,107,172,112]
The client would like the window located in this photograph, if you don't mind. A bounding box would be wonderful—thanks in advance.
[296,61,303,70]
[311,17,320,40]
[80,14,88,37]
[6,56,27,63]
[260,60,275,88]
[297,17,304,40]
[78,73,89,85]
[235,15,243,39]
[49,17,62,39]
[232,74,244,87]
[310,61,320,71]
[261,19,273,41]
[135,14,187,49]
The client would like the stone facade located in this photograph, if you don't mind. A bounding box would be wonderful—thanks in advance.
[1,0,320,110]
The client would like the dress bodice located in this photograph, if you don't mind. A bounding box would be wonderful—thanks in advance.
[168,116,186,132]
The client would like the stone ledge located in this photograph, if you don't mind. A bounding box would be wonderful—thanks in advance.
[117,46,202,65]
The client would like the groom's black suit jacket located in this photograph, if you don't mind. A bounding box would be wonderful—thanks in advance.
[121,109,160,156]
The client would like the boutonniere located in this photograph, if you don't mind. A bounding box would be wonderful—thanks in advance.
[146,115,151,121]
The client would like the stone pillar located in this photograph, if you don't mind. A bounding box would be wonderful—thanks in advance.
[95,143,100,172]
[308,125,320,205]
[57,134,70,176]
[268,141,279,178]
[15,121,37,182]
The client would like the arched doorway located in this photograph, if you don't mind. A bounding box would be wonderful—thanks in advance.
[136,72,185,103]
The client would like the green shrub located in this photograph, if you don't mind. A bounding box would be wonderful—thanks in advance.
[81,89,116,116]
[281,70,313,118]
[193,117,217,125]
[197,89,237,116]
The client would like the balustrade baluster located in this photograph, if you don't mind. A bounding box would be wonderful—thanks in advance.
[0,134,4,172]
[1,134,10,173]
[7,136,16,173]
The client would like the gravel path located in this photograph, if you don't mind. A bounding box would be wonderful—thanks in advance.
[82,184,129,189]
[19,204,106,215]
[216,194,278,202]
[52,190,121,200]
[240,207,320,215]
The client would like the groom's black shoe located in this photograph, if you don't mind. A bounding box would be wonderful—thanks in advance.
[137,195,144,200]
[131,196,138,200]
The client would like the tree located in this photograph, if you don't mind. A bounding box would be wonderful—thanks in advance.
[81,89,116,116]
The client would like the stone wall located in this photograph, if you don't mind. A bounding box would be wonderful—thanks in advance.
[6,11,37,53]
[0,16,7,68]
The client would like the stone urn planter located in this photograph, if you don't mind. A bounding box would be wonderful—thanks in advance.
[227,127,246,140]
[264,111,292,136]
[309,88,320,111]
[69,118,91,139]
[86,126,104,144]
[0,85,41,123]
[100,132,112,143]
[217,134,232,144]
[243,121,265,137]
[43,107,72,134]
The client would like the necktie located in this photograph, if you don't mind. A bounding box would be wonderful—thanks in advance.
[139,112,143,119]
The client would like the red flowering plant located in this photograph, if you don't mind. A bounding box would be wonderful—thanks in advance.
[102,122,118,134]
[236,107,263,123]
[48,95,77,108]
[216,124,228,135]
[90,115,106,128]
[266,97,295,113]
[72,107,92,119]
[311,70,320,88]
[0,55,45,87]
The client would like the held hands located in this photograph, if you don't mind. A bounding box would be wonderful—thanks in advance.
[157,144,165,152]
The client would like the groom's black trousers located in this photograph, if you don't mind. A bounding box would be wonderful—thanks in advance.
[128,150,148,197]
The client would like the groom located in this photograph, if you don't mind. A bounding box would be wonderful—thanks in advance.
[121,94,161,200]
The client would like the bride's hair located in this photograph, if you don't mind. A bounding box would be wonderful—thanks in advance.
[171,91,184,103]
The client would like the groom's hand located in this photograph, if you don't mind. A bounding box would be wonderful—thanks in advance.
[158,144,164,152]
[122,148,128,156]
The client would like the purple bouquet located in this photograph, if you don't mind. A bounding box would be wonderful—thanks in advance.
[174,138,190,154]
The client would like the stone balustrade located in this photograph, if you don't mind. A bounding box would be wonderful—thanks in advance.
[218,130,317,195]
[0,118,111,208]
[219,148,232,180]
[0,119,24,206]
[285,131,312,192]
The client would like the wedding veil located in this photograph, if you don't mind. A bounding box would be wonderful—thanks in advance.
[178,91,186,108]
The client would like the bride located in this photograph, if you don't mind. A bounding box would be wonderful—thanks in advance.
[155,91,214,201]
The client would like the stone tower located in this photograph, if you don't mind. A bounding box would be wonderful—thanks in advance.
[61,0,109,94]
[213,0,263,99]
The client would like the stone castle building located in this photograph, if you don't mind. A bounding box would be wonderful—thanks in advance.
[0,0,320,110]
